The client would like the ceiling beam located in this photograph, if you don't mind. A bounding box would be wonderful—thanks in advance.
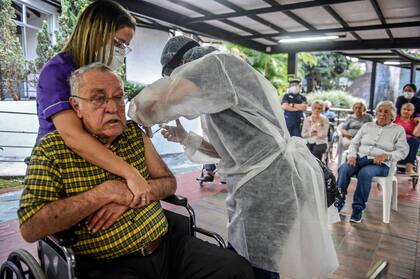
[213,0,287,33]
[369,0,393,40]
[323,5,362,42]
[117,0,267,52]
[238,21,420,40]
[269,37,420,53]
[185,0,362,24]
[168,0,279,44]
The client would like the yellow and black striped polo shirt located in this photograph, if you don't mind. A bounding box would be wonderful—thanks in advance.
[18,121,168,259]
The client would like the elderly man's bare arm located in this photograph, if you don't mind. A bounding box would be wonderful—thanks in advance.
[143,132,177,200]
[20,180,132,242]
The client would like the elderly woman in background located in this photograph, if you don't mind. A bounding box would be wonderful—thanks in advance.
[394,103,420,176]
[302,100,329,160]
[336,101,408,223]
[340,101,373,148]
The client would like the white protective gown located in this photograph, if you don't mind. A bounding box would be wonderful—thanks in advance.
[129,53,338,278]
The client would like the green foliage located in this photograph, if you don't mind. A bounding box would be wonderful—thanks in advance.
[306,90,363,109]
[54,0,91,53]
[124,81,145,101]
[302,52,350,92]
[226,44,317,94]
[342,63,365,81]
[0,0,30,100]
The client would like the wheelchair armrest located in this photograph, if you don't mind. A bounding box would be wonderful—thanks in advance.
[163,194,188,207]
[193,227,226,248]
[49,229,78,246]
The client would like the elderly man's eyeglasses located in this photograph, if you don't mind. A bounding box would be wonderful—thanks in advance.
[113,37,132,56]
[72,95,125,108]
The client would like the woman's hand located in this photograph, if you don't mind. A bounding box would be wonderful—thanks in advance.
[373,154,388,165]
[125,169,152,208]
[347,157,357,166]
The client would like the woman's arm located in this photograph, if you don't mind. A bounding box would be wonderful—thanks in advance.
[52,110,150,207]
[413,121,420,137]
[301,117,311,138]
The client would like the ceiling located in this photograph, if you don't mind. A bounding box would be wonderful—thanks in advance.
[43,0,420,67]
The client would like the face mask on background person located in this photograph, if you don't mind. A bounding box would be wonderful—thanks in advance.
[289,85,300,94]
[403,91,414,99]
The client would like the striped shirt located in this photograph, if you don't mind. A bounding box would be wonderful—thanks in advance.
[18,121,168,259]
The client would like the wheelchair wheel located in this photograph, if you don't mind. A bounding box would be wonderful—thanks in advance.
[0,249,46,279]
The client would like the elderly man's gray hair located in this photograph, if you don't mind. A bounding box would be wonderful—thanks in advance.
[70,62,123,97]
[375,100,396,120]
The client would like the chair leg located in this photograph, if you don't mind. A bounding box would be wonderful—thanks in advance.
[391,178,398,212]
[382,181,392,224]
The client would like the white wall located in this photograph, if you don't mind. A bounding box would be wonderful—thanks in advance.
[126,28,170,84]
[0,101,202,159]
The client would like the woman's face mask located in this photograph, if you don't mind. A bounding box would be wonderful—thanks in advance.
[403,91,414,99]
[108,47,126,70]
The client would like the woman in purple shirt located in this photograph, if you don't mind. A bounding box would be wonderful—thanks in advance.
[36,0,150,207]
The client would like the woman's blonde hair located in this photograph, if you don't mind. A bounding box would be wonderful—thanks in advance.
[62,0,136,68]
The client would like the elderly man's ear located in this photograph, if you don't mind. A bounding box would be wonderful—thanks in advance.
[70,97,83,119]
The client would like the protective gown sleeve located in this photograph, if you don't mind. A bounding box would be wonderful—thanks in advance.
[128,54,239,127]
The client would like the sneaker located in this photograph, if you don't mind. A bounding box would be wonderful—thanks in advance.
[350,208,363,223]
[406,170,418,177]
[336,195,345,212]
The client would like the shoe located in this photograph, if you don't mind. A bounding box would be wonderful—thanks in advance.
[405,170,418,177]
[350,208,363,223]
[201,172,214,182]
[336,195,345,212]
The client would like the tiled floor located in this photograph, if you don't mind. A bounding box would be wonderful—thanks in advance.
[1,168,419,278]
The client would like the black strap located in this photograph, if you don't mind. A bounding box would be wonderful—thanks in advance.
[162,40,200,75]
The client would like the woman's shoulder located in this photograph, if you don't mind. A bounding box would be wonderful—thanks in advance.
[40,53,74,75]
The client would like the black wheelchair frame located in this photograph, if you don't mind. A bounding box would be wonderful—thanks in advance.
[0,195,226,279]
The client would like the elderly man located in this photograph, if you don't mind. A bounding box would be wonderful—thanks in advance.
[336,101,408,223]
[18,63,253,279]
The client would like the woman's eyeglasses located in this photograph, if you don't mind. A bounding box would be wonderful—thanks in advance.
[113,37,132,56]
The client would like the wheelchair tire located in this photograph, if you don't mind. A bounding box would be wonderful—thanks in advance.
[5,249,46,279]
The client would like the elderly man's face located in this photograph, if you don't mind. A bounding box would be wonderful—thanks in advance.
[73,70,126,143]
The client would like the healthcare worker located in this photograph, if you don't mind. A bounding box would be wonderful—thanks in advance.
[128,36,338,279]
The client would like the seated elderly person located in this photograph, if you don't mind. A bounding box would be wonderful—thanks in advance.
[336,101,408,223]
[18,63,253,279]
[394,103,420,176]
[339,101,373,148]
[302,100,329,160]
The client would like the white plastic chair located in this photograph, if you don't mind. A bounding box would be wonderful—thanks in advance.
[341,151,398,223]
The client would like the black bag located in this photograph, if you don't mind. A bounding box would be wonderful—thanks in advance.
[316,158,339,207]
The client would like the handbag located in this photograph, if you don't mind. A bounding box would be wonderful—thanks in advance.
[316,158,339,207]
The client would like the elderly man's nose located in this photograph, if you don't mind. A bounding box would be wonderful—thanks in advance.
[105,98,118,112]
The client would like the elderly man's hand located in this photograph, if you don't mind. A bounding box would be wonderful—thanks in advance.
[99,180,133,206]
[373,154,388,165]
[347,157,357,166]
[87,203,128,233]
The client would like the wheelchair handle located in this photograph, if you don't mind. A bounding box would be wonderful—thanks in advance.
[163,194,188,207]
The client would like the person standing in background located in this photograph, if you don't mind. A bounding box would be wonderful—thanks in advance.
[281,79,307,137]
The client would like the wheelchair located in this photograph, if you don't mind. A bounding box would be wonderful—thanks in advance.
[396,159,418,189]
[0,195,226,279]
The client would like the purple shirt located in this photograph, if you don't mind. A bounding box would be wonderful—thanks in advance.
[36,53,75,143]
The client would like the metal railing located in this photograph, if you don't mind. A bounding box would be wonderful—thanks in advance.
[0,110,37,163]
